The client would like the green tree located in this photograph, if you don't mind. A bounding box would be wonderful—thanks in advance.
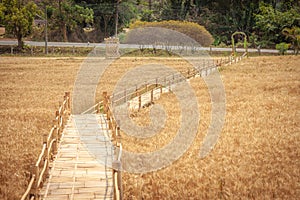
[276,42,289,55]
[75,0,116,39]
[160,0,193,21]
[47,0,93,42]
[0,0,38,48]
[282,26,300,54]
[75,0,139,40]
[119,1,139,28]
[254,2,300,47]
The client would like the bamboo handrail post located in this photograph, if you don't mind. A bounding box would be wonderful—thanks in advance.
[34,164,40,197]
[43,133,49,171]
[103,91,108,114]
[65,91,71,110]
[151,89,153,103]
[58,101,62,115]
[138,95,141,110]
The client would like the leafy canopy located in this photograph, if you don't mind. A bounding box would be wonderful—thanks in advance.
[0,0,38,48]
[254,2,300,47]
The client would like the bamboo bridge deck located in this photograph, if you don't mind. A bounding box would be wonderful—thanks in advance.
[40,114,114,200]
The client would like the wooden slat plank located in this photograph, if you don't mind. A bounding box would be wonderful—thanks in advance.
[40,113,114,199]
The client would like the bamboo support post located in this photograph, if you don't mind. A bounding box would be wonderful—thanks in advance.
[103,91,108,114]
[138,95,141,110]
[151,89,154,103]
[65,91,70,110]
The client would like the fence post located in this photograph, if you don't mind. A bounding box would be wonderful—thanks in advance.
[53,125,58,156]
[160,84,162,94]
[43,133,49,178]
[65,92,71,110]
[138,95,141,110]
[55,110,60,138]
[107,97,111,121]
[103,91,108,114]
[35,167,39,197]
[151,89,154,103]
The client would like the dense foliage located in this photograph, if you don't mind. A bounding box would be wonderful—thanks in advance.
[0,0,38,48]
[0,0,299,50]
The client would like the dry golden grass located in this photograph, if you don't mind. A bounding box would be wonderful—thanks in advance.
[120,56,300,199]
[0,57,82,199]
[95,57,194,101]
[0,55,299,199]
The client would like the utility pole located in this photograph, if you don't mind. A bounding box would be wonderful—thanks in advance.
[45,6,48,55]
[115,0,119,37]
[35,6,48,55]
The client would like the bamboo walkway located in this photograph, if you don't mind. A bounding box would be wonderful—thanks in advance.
[40,114,114,200]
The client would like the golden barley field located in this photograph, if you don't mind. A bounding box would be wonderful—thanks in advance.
[120,56,300,199]
[0,57,82,199]
[0,55,299,199]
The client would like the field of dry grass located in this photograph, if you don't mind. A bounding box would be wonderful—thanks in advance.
[0,57,82,199]
[0,55,299,199]
[121,56,300,199]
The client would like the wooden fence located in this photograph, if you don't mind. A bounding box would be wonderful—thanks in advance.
[101,92,123,200]
[110,54,247,108]
[20,53,246,200]
[21,92,71,200]
[92,53,248,200]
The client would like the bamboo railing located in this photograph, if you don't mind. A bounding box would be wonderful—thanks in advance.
[20,53,246,200]
[110,55,244,107]
[21,92,71,200]
[78,53,248,200]
[101,92,123,200]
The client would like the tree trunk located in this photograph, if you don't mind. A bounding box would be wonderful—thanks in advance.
[58,0,67,42]
[62,24,68,42]
[17,32,23,49]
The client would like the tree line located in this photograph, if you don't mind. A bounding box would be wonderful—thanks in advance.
[0,0,299,51]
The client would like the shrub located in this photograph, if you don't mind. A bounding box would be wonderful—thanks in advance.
[129,20,213,47]
[276,42,290,55]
